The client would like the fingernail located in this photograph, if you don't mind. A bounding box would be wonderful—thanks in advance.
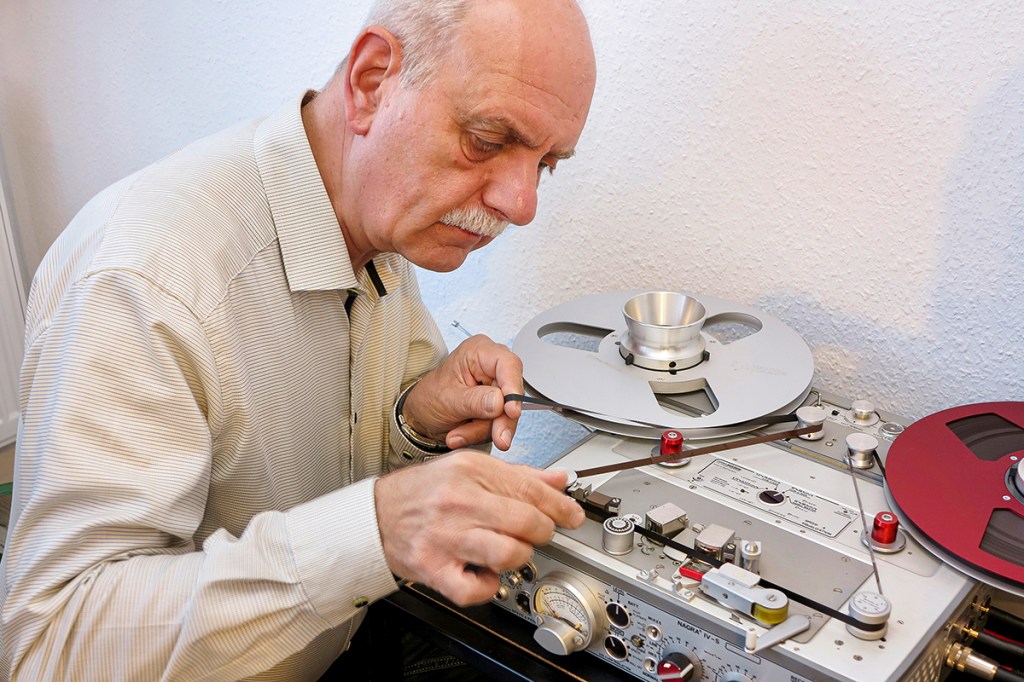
[570,505,585,528]
[448,435,466,450]
[500,429,512,448]
[485,392,497,413]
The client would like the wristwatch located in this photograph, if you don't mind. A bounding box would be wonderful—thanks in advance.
[395,384,450,453]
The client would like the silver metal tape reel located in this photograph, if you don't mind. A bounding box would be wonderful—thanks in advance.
[513,291,814,439]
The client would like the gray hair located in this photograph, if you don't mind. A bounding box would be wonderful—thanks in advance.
[362,0,472,87]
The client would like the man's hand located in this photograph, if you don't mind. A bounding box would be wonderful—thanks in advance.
[402,334,523,450]
[375,451,585,606]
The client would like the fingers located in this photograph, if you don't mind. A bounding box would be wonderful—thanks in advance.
[485,345,524,412]
[471,495,558,546]
[445,410,517,451]
[491,405,518,451]
[457,528,535,575]
[452,334,522,390]
[446,419,493,451]
[404,335,525,447]
[432,563,502,607]
[533,467,572,491]
[502,465,585,531]
[417,530,536,606]
[374,452,584,607]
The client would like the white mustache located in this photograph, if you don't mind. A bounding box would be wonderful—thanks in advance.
[439,207,509,239]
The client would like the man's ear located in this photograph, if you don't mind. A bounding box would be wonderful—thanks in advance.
[345,26,403,136]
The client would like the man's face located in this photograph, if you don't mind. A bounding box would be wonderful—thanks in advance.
[351,0,596,272]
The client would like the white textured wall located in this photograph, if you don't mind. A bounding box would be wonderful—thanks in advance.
[0,1,1021,446]
[422,1,1024,426]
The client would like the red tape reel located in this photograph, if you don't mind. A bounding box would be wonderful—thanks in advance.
[886,402,1024,593]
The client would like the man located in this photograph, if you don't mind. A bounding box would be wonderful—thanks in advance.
[0,0,597,679]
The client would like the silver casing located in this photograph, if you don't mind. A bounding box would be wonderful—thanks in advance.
[495,292,1015,681]
[493,403,990,681]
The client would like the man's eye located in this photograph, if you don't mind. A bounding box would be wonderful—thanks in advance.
[467,135,503,158]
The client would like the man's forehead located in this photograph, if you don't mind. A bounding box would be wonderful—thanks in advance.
[445,0,594,135]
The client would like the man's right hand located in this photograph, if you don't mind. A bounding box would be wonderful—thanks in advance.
[373,451,585,606]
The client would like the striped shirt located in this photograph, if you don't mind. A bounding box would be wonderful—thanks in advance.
[0,92,448,681]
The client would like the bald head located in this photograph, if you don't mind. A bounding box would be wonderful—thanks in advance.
[363,0,595,88]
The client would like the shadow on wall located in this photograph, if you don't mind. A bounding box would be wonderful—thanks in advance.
[499,408,592,469]
[2,78,63,287]
[934,60,1024,402]
[759,62,1024,420]
[0,83,33,286]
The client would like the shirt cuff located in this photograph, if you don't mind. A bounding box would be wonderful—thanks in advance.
[285,478,397,626]
[388,386,450,470]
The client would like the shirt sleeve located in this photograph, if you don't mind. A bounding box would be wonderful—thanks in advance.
[383,259,452,472]
[0,270,396,681]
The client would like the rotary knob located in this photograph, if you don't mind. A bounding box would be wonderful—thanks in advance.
[531,573,603,656]
[656,649,702,681]
[534,615,586,655]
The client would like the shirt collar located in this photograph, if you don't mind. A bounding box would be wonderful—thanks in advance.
[253,90,400,298]
[251,91,403,299]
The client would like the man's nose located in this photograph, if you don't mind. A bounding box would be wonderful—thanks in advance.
[481,153,540,226]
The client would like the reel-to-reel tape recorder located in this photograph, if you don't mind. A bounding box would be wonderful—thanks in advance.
[484,291,1024,682]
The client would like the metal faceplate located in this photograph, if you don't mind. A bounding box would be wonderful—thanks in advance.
[513,291,814,439]
[493,430,984,682]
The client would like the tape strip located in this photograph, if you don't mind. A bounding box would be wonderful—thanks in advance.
[572,422,823,478]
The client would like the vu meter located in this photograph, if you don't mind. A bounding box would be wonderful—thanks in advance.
[532,572,607,655]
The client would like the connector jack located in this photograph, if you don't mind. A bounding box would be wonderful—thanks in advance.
[946,642,999,680]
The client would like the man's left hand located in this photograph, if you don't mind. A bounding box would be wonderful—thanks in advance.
[401,334,522,451]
